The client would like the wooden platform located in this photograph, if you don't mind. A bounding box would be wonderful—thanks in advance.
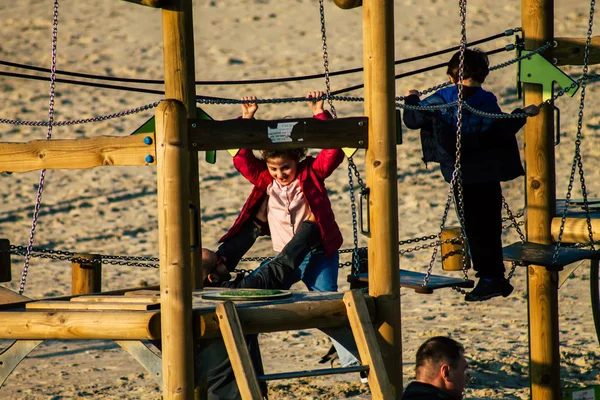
[348,269,474,294]
[502,241,600,270]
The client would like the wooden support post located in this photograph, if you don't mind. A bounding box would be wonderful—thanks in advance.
[522,1,561,399]
[162,0,201,290]
[156,99,193,400]
[363,0,402,397]
[71,253,102,295]
[0,239,10,283]
[216,302,263,400]
[344,290,395,400]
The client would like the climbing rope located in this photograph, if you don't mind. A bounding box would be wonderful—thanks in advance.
[18,0,60,295]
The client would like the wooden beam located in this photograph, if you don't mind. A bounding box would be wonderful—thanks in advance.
[196,296,374,339]
[121,0,171,8]
[26,301,160,311]
[334,0,363,9]
[0,310,161,340]
[71,295,160,303]
[0,286,30,306]
[188,117,368,151]
[554,36,600,66]
[344,290,394,400]
[363,0,402,397]
[522,1,561,399]
[71,254,102,296]
[0,134,156,173]
[155,99,194,400]
[551,217,600,243]
[216,302,263,400]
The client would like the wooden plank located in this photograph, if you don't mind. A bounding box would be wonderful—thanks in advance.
[502,241,600,270]
[551,217,600,243]
[0,134,156,173]
[26,301,160,311]
[71,253,102,295]
[0,310,161,340]
[121,0,171,8]
[216,302,263,400]
[188,117,368,151]
[71,295,160,304]
[348,270,474,294]
[124,289,161,296]
[554,36,600,66]
[0,286,30,305]
[0,239,11,283]
[343,290,395,400]
[333,0,362,9]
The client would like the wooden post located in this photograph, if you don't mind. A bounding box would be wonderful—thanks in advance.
[156,99,193,400]
[71,253,102,295]
[363,0,402,397]
[161,0,201,290]
[521,1,561,399]
[0,239,11,283]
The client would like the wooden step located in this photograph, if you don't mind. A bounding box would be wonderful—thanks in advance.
[348,269,474,294]
[503,241,600,271]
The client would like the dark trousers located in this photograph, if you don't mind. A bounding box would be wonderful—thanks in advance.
[455,181,505,279]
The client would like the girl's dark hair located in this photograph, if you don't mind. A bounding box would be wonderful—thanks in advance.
[446,48,489,83]
[261,148,307,162]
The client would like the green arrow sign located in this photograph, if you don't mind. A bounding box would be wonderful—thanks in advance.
[519,51,579,102]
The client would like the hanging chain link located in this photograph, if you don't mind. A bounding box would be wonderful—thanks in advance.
[18,0,60,295]
[553,0,596,263]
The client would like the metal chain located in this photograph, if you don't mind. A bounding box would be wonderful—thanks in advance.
[18,0,60,295]
[501,196,524,281]
[553,0,596,263]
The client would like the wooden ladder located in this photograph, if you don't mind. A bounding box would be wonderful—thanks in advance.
[215,289,394,400]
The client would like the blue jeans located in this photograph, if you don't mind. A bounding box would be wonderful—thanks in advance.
[281,247,339,292]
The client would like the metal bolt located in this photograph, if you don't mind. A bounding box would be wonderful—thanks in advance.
[192,142,198,148]
[358,121,364,127]
[191,123,197,128]
[143,136,153,145]
[358,140,364,146]
[145,155,155,163]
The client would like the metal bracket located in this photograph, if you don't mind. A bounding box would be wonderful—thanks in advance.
[519,50,579,102]
[115,340,162,386]
[0,340,43,386]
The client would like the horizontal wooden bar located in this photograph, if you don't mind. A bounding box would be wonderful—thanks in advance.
[71,295,160,303]
[195,296,374,339]
[188,117,368,151]
[0,310,161,340]
[554,36,600,66]
[551,217,600,243]
[0,134,156,173]
[121,0,170,8]
[26,301,160,311]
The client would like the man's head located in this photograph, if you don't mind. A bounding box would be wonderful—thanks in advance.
[200,248,231,285]
[447,48,489,85]
[415,336,468,400]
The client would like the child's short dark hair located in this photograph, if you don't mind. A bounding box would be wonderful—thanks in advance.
[261,148,307,162]
[446,48,489,83]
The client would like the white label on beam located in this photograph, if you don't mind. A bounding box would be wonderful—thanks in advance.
[267,122,297,143]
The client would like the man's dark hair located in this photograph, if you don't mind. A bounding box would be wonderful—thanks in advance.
[446,48,489,83]
[416,336,464,372]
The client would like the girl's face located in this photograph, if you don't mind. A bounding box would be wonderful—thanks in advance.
[266,156,298,186]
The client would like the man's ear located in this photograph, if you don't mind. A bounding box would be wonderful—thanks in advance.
[440,363,451,381]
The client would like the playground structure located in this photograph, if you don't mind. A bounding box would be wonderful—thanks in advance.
[0,0,600,399]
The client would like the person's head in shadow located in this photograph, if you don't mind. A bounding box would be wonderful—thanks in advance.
[404,336,468,400]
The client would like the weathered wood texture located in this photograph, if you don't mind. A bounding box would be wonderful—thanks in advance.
[155,99,194,400]
[0,134,156,173]
[0,311,161,339]
[188,117,368,151]
[363,0,402,396]
[349,270,474,294]
[0,239,10,283]
[71,254,102,295]
[554,36,600,65]
[344,290,395,400]
[72,295,160,303]
[216,302,263,400]
[25,301,159,311]
[551,217,600,243]
[0,286,29,306]
[441,226,469,272]
[502,241,600,270]
[522,1,561,399]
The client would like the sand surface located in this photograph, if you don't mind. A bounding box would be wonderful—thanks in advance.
[1,0,600,398]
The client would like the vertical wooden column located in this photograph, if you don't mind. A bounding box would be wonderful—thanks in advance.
[71,254,102,295]
[521,1,560,399]
[363,0,402,397]
[156,99,193,400]
[162,0,201,289]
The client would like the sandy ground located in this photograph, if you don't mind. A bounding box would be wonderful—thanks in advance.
[1,0,600,398]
